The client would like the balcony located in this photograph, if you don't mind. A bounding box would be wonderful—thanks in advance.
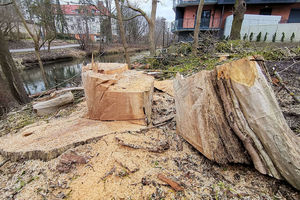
[171,18,220,32]
[217,0,300,4]
[173,0,217,8]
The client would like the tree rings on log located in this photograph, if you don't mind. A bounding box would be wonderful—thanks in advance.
[82,63,154,125]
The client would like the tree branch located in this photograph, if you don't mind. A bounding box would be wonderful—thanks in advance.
[126,0,150,24]
[0,1,12,6]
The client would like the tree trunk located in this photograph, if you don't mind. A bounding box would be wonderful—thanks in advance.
[0,33,30,105]
[149,0,158,56]
[0,72,19,116]
[174,57,300,190]
[192,0,204,55]
[230,0,246,40]
[114,0,131,67]
[34,44,49,88]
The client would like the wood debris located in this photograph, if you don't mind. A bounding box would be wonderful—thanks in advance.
[157,173,184,192]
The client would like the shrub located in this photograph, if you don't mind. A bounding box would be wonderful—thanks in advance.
[256,32,262,42]
[243,33,248,41]
[290,32,295,42]
[272,32,277,42]
[249,32,254,42]
[281,32,285,42]
[264,32,268,42]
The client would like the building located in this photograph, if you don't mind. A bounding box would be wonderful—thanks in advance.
[172,0,300,41]
[60,3,108,41]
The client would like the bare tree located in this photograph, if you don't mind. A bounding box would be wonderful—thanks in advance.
[230,0,246,40]
[127,0,158,56]
[12,0,49,88]
[114,0,130,67]
[193,0,204,55]
[31,0,57,51]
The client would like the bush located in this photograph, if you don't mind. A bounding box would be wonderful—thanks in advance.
[256,32,262,42]
[290,32,295,42]
[281,32,285,42]
[249,32,254,42]
[264,32,268,42]
[56,33,75,40]
[243,33,248,41]
[272,33,277,42]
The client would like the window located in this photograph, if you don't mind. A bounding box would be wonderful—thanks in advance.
[288,8,300,23]
[260,8,272,15]
[200,10,211,28]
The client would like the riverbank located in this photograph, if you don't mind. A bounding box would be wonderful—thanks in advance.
[12,44,149,68]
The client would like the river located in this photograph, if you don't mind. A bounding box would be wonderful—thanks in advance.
[21,51,149,95]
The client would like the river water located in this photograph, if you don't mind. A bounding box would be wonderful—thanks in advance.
[21,51,149,95]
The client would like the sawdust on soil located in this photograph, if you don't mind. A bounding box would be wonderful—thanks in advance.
[0,91,299,200]
[0,102,145,161]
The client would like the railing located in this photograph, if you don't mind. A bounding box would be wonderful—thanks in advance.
[173,0,300,7]
[171,18,216,32]
[173,0,217,8]
[217,0,300,4]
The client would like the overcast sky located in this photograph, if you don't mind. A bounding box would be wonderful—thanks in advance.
[61,0,175,22]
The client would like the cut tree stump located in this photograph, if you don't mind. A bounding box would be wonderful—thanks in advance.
[174,57,300,190]
[82,63,154,125]
[0,102,145,161]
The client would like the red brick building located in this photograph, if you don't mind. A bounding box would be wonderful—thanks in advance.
[172,0,300,41]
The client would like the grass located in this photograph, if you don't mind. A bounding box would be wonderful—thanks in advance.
[138,40,300,80]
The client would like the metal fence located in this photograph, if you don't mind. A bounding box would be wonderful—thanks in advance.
[171,17,212,32]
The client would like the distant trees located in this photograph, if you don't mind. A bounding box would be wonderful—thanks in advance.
[230,0,247,40]
[12,0,49,88]
[55,0,68,35]
[127,0,158,56]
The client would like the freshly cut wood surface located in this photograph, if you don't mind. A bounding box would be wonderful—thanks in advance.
[0,102,145,161]
[82,63,154,124]
[174,57,300,190]
[174,71,250,165]
[154,80,174,96]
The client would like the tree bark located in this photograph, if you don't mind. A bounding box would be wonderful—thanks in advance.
[230,0,246,40]
[114,0,131,67]
[192,0,204,55]
[0,32,30,105]
[174,57,300,190]
[149,0,157,56]
[0,72,18,116]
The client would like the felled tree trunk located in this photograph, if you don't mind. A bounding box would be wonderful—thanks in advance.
[174,57,300,190]
[82,62,154,125]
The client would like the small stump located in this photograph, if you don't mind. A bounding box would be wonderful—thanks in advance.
[82,63,154,125]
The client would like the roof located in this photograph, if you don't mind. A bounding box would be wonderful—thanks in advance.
[59,3,109,16]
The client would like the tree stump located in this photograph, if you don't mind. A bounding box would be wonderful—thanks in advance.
[174,57,300,190]
[82,63,154,125]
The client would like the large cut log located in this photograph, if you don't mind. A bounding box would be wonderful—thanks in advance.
[33,91,74,116]
[82,63,154,125]
[174,57,300,190]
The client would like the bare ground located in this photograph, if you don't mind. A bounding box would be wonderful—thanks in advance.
[0,90,299,200]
